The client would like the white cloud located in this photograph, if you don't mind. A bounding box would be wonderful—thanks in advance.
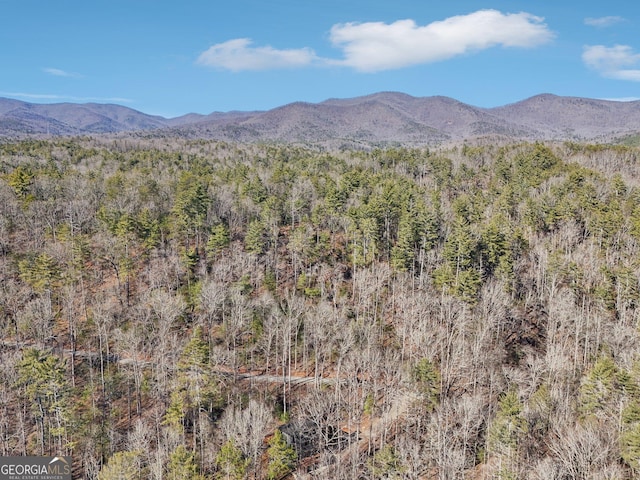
[583,44,640,81]
[610,70,640,81]
[197,10,553,73]
[196,38,318,71]
[584,16,624,28]
[0,92,63,100]
[601,97,640,102]
[43,67,83,78]
[328,10,554,72]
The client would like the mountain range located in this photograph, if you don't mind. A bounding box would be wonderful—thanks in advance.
[1,92,639,146]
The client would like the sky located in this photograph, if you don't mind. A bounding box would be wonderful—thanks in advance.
[1,0,639,117]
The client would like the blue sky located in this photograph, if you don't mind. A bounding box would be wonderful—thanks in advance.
[1,0,639,117]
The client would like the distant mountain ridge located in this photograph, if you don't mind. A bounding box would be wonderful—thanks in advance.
[1,92,639,145]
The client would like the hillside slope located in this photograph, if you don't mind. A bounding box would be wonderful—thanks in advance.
[2,92,639,144]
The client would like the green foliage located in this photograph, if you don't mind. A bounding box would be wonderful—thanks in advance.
[411,358,440,411]
[390,214,416,271]
[350,215,378,267]
[289,224,331,266]
[363,393,375,415]
[263,269,277,292]
[427,156,453,188]
[17,348,69,423]
[628,205,640,241]
[368,444,404,479]
[180,246,199,274]
[163,390,187,432]
[295,271,308,291]
[235,274,254,295]
[479,217,507,274]
[249,313,264,343]
[462,144,486,159]
[513,143,560,187]
[215,439,250,480]
[244,219,267,255]
[617,134,640,146]
[56,224,91,274]
[391,198,438,272]
[454,269,482,303]
[589,200,624,248]
[527,383,553,435]
[98,451,144,480]
[432,263,455,292]
[260,195,284,227]
[442,221,478,272]
[6,165,35,201]
[181,279,203,311]
[621,400,640,470]
[171,171,210,242]
[178,326,210,371]
[296,272,321,298]
[18,253,60,293]
[596,266,639,314]
[579,354,619,419]
[242,174,268,203]
[167,445,205,480]
[435,221,483,302]
[324,181,347,213]
[266,430,297,480]
[97,207,162,252]
[6,137,640,478]
[206,223,230,257]
[135,208,162,250]
[497,467,518,480]
[167,326,221,428]
[452,193,483,225]
[611,173,627,198]
[488,389,527,459]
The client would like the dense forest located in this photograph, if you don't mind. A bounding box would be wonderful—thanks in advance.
[2,136,640,478]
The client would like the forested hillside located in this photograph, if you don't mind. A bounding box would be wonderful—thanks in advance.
[2,137,640,478]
